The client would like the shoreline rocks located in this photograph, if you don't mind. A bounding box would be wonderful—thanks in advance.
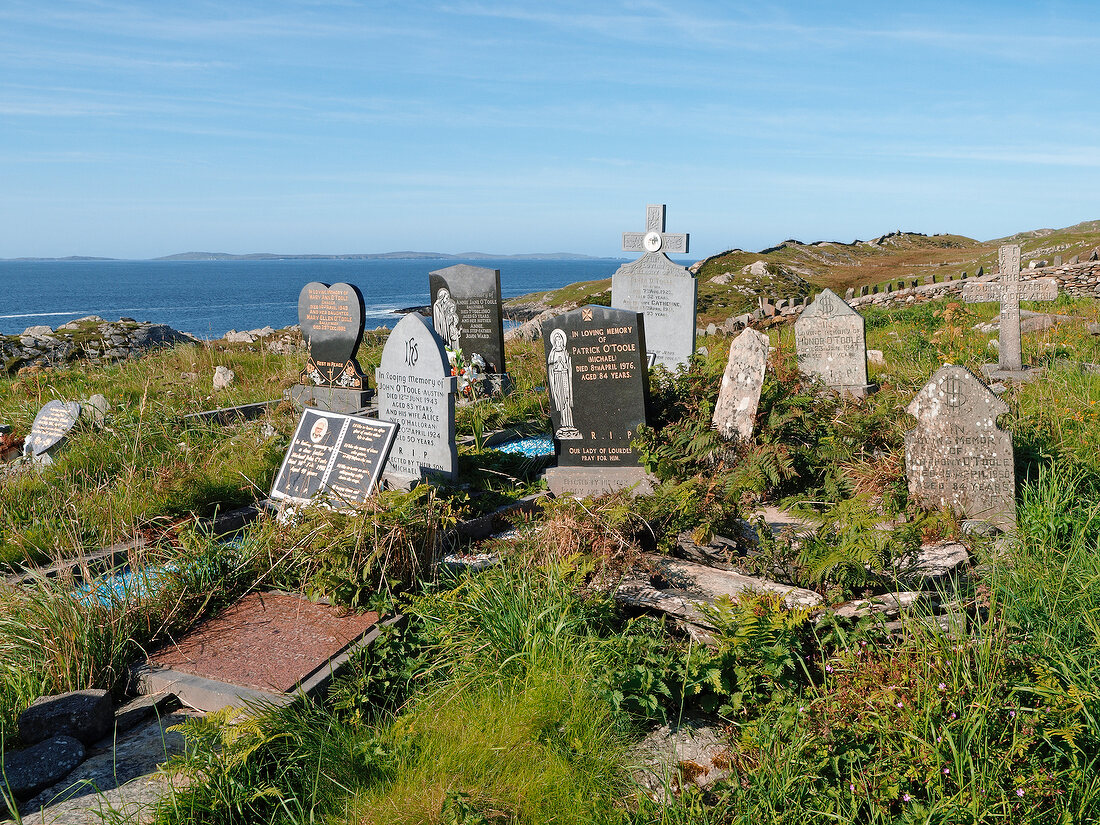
[2,317,197,374]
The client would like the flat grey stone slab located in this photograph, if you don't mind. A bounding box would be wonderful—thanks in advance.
[2,736,85,802]
[649,555,823,610]
[543,466,654,498]
[287,384,374,413]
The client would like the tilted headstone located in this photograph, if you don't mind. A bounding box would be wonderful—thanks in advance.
[270,409,398,508]
[712,328,768,442]
[23,401,81,464]
[429,264,509,391]
[962,244,1059,379]
[793,288,873,397]
[611,204,696,371]
[290,282,373,413]
[904,365,1015,531]
[542,305,651,496]
[376,313,458,486]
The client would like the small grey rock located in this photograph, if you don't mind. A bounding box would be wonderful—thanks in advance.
[83,394,110,426]
[18,689,114,746]
[1,735,85,800]
[961,519,999,538]
[212,365,235,390]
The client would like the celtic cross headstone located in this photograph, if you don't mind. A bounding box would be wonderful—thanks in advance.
[611,204,697,371]
[963,244,1059,380]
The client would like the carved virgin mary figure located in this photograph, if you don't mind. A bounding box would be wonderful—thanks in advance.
[432,287,462,351]
[547,328,581,439]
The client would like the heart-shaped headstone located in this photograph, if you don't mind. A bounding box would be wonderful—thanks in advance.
[297,282,367,386]
[23,400,82,457]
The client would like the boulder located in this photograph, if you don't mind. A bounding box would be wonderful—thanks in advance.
[18,689,114,746]
[830,591,936,622]
[895,541,969,588]
[83,394,110,426]
[1,735,85,802]
[709,272,732,285]
[742,260,769,277]
[212,365,235,390]
[224,330,255,344]
[632,722,730,802]
[21,325,53,338]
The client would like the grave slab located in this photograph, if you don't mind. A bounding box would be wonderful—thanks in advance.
[904,365,1015,531]
[794,288,873,397]
[269,408,398,508]
[611,205,697,371]
[137,592,381,711]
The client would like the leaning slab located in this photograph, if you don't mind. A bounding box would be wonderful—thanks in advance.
[133,593,390,712]
[18,690,113,746]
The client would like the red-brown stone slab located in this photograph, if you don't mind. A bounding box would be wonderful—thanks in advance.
[147,593,378,694]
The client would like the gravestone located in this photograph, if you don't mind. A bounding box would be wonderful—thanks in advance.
[542,305,651,496]
[793,288,873,397]
[376,313,458,486]
[904,365,1015,531]
[962,244,1059,381]
[429,264,509,392]
[712,328,768,442]
[289,282,374,413]
[269,409,398,508]
[22,401,82,464]
[611,204,696,371]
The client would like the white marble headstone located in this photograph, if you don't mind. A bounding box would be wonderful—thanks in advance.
[712,328,768,442]
[375,314,458,486]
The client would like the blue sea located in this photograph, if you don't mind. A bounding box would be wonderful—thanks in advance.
[0,258,628,339]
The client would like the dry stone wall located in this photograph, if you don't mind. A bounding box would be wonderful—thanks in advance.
[1,316,196,373]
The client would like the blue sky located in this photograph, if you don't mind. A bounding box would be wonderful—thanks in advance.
[3,1,1100,259]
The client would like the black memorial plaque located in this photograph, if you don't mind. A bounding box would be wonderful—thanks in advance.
[298,282,369,388]
[429,264,506,374]
[270,409,398,507]
[543,305,648,468]
[23,400,81,457]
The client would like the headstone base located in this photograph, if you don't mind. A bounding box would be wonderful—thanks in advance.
[979,364,1044,383]
[543,466,654,498]
[838,383,876,399]
[287,384,374,413]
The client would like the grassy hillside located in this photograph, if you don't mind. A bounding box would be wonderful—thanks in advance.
[507,220,1100,326]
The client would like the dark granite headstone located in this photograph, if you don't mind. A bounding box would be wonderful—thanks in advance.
[376,313,458,486]
[611,205,696,371]
[542,305,651,496]
[429,264,507,381]
[291,282,373,413]
[270,409,398,508]
[23,401,81,463]
[904,365,1015,531]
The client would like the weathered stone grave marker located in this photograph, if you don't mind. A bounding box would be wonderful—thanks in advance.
[904,365,1015,531]
[429,263,510,392]
[269,408,398,508]
[962,244,1059,380]
[712,328,768,442]
[376,313,458,487]
[289,281,373,412]
[611,204,697,371]
[793,288,873,397]
[542,305,651,496]
[22,400,82,464]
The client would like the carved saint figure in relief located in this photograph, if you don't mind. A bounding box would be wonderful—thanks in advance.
[433,287,462,351]
[547,328,581,440]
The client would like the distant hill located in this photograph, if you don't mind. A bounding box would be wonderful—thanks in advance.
[508,219,1100,324]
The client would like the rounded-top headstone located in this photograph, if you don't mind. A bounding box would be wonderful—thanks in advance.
[376,313,458,484]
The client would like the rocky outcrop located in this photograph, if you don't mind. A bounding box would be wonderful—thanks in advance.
[1,317,196,374]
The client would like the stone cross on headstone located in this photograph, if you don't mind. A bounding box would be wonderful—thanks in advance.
[622,205,689,256]
[963,244,1059,379]
[611,204,697,371]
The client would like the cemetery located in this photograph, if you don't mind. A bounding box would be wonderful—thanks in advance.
[2,226,1100,824]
